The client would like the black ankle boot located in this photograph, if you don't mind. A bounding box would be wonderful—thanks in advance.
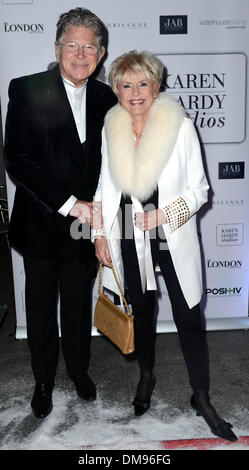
[132,369,156,416]
[190,389,237,442]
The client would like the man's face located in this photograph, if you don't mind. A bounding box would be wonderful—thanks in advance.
[55,25,105,87]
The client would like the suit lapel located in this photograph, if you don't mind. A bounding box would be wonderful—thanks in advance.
[86,79,95,140]
[49,65,83,152]
[85,78,104,139]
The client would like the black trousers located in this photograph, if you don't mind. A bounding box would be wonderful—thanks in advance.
[122,249,210,390]
[23,254,96,385]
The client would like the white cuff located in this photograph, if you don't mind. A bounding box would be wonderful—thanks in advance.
[162,197,190,233]
[58,195,77,217]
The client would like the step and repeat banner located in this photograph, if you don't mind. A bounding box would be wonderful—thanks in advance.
[0,0,248,337]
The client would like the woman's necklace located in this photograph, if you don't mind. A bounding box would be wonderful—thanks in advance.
[133,120,144,142]
[133,124,143,141]
[134,131,142,140]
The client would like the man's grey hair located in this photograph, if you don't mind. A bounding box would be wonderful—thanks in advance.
[55,7,108,50]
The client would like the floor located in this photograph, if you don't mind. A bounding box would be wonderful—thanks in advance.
[1,240,249,452]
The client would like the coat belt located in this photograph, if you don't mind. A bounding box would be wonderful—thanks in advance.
[131,197,157,292]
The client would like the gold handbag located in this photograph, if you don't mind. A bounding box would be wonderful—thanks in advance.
[94,263,134,355]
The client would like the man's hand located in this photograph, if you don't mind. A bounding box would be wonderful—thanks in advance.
[134,209,167,231]
[94,237,112,267]
[70,200,102,228]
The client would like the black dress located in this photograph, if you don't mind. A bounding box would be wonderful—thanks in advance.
[120,187,170,266]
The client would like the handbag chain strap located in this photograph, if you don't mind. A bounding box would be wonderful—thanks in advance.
[98,263,133,318]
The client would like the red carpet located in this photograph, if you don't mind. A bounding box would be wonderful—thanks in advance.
[160,435,249,450]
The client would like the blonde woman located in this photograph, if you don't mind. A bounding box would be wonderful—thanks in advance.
[93,51,237,442]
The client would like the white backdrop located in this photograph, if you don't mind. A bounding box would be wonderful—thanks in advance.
[0,0,248,338]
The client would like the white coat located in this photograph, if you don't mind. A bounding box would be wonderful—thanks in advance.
[94,93,209,309]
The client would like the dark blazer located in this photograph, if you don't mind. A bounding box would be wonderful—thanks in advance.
[4,64,117,262]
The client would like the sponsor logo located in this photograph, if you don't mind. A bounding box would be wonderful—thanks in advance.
[158,53,246,143]
[212,199,244,207]
[206,287,242,297]
[216,223,244,246]
[219,161,245,179]
[199,18,246,30]
[106,21,148,30]
[160,15,187,34]
[165,70,226,131]
[4,22,43,33]
[207,259,242,269]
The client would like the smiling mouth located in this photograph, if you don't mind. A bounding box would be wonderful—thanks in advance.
[73,63,88,67]
[129,99,145,105]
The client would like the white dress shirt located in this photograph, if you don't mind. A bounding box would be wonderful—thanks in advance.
[58,76,87,216]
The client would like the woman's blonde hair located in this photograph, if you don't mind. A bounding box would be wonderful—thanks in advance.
[108,50,164,96]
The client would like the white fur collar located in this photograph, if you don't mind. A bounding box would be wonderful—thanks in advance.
[104,93,185,200]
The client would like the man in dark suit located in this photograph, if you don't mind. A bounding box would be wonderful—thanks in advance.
[4,7,117,419]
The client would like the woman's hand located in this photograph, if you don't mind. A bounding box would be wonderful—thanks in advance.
[94,237,112,267]
[134,209,167,231]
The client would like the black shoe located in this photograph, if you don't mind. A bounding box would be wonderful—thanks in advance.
[132,370,156,416]
[71,374,96,401]
[31,383,53,419]
[190,391,238,442]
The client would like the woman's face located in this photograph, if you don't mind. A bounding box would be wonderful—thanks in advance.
[117,71,159,120]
